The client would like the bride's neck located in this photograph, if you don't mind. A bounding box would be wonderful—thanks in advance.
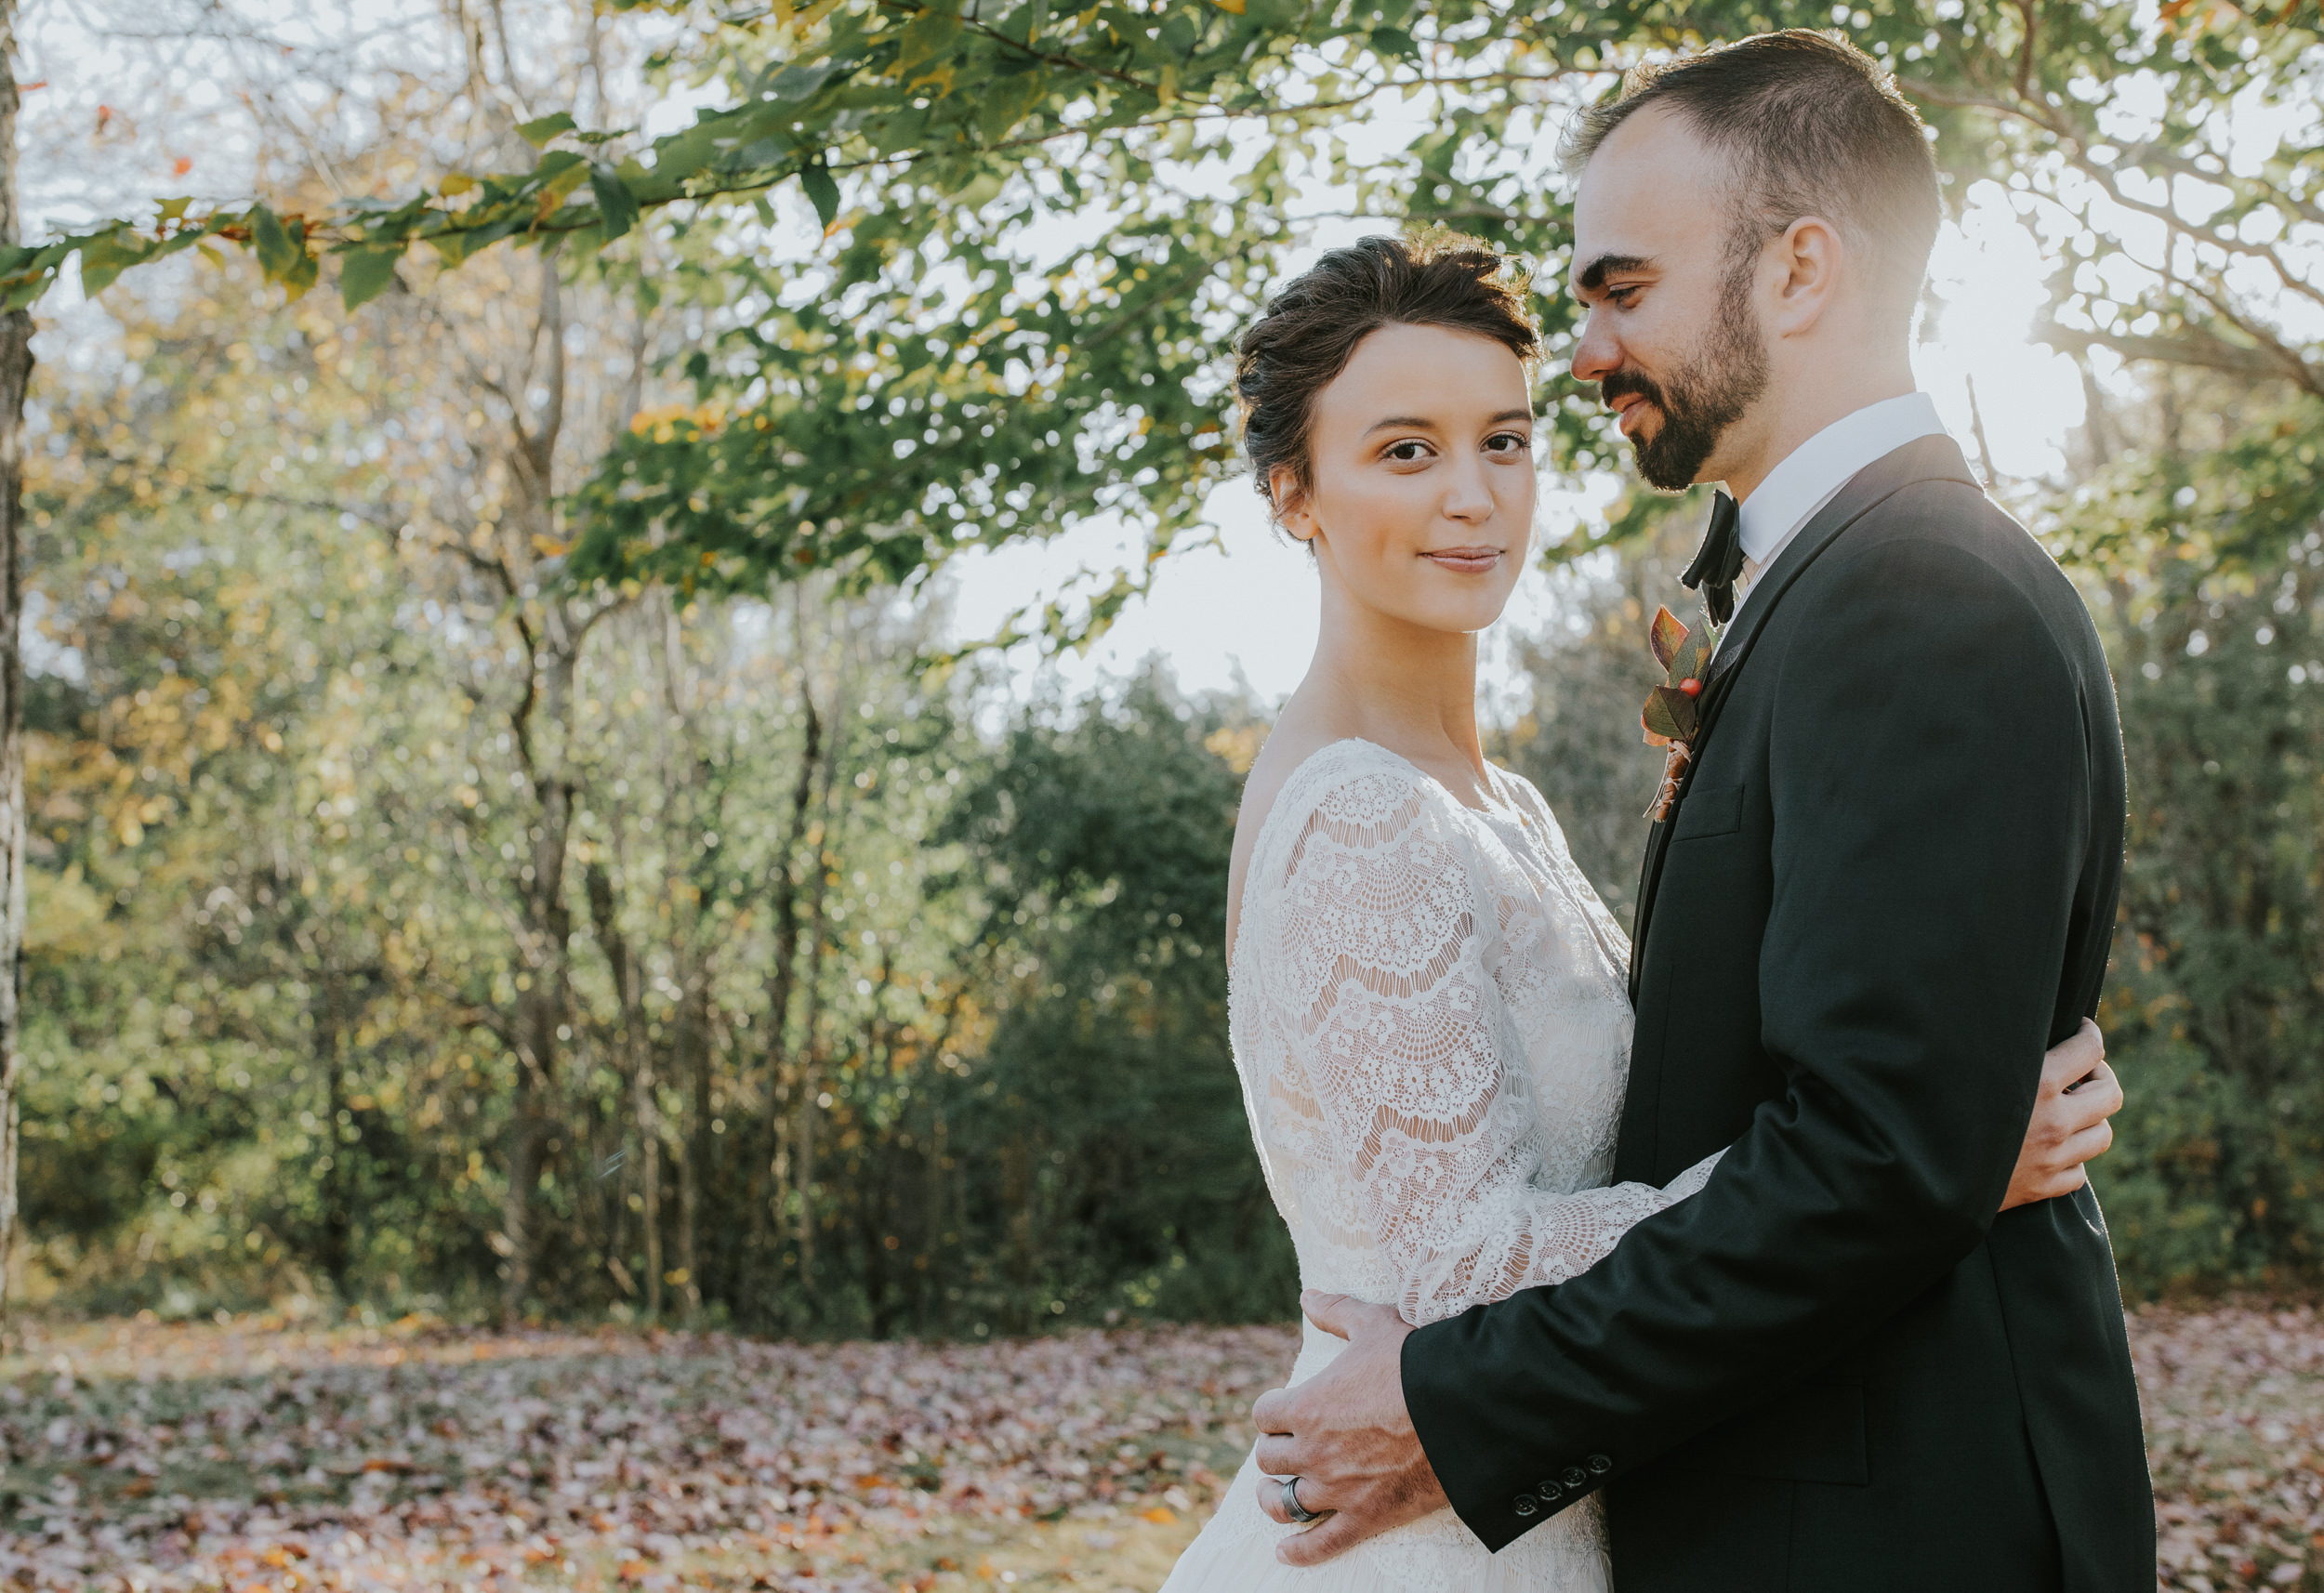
[1301,588,1487,777]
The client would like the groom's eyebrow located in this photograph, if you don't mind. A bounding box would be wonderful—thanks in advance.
[1573,253,1654,296]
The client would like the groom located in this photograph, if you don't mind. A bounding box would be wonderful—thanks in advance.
[1248,31,2154,1592]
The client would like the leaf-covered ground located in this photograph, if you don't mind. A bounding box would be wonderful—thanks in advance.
[2141,1304,2324,1591]
[0,1304,2314,1591]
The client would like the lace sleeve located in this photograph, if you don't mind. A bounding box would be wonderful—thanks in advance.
[1265,766,1722,1328]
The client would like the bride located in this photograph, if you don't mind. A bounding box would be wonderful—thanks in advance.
[1157,230,2121,1593]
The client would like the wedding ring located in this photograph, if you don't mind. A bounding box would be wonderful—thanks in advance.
[1282,1475,1322,1524]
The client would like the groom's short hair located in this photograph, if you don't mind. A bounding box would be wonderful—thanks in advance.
[1563,31,1942,328]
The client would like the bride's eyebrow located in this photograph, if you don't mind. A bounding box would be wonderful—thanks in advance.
[1361,408,1531,438]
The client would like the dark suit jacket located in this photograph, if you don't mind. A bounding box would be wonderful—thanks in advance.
[1402,436,2155,1592]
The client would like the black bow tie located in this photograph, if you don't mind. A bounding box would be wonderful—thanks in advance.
[1681,491,1743,625]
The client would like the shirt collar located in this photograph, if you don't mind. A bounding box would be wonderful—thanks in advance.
[1732,392,1948,566]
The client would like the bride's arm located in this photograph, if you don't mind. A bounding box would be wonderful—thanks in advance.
[1265,771,1719,1330]
[2002,1017,2121,1209]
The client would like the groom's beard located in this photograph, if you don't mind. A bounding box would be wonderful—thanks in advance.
[1603,262,1769,493]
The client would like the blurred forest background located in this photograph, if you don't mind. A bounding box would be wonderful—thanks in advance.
[3,0,2320,1341]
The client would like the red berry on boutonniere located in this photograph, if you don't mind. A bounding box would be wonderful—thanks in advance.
[1641,606,1719,820]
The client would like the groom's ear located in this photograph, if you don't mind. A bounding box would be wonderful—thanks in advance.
[1772,215,1847,336]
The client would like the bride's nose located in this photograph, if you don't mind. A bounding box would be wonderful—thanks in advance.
[1441,455,1496,521]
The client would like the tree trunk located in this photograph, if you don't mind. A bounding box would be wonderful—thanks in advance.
[922,1113,946,1334]
[793,806,834,1308]
[495,257,580,1326]
[586,861,660,1323]
[500,606,577,1323]
[0,0,34,1336]
[318,977,351,1301]
[752,680,820,1286]
[677,974,708,1321]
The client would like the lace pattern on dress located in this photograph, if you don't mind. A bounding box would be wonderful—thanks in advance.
[1164,740,1719,1593]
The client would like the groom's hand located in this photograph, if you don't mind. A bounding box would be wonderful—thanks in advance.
[1248,1291,1449,1565]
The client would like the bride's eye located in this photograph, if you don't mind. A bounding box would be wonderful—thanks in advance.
[1484,431,1532,455]
[1382,439,1434,463]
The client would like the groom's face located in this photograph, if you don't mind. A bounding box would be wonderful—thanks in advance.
[1569,108,1771,491]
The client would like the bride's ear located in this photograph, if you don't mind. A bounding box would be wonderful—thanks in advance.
[1270,465,1318,544]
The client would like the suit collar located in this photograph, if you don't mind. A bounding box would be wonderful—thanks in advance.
[1730,393,1949,571]
[1705,433,1979,690]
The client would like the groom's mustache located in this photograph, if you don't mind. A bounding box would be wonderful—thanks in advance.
[1599,368,1667,412]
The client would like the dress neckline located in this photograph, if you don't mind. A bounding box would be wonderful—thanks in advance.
[1319,735,1525,819]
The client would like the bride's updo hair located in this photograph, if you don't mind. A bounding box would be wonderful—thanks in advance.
[1235,229,1539,520]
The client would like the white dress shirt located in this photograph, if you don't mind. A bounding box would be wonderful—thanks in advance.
[1722,391,1950,636]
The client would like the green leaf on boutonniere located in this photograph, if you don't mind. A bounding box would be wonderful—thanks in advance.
[1643,684,1699,744]
[1673,625,1714,690]
[1649,606,1688,673]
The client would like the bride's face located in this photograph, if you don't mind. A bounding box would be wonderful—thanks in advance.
[1275,323,1536,638]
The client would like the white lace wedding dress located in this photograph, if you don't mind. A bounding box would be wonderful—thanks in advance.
[1159,739,1720,1593]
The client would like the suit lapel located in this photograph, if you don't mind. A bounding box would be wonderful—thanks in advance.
[1626,434,1981,999]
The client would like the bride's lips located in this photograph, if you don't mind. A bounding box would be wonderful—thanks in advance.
[1421,546,1502,573]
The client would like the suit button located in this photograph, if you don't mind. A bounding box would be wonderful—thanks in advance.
[1587,1454,1615,1475]
[1536,1480,1564,1502]
[1512,1494,1539,1518]
[1560,1466,1588,1490]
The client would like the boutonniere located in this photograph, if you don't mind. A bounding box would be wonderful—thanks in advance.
[1641,605,1717,822]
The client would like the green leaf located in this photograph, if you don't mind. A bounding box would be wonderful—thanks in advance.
[1641,685,1698,744]
[147,230,205,263]
[652,120,726,188]
[76,229,153,298]
[279,220,321,302]
[896,7,965,82]
[338,246,403,309]
[517,112,578,148]
[591,162,641,243]
[250,205,299,284]
[535,150,592,212]
[761,60,850,102]
[979,69,1050,142]
[428,227,483,267]
[800,165,840,230]
[1670,625,1713,690]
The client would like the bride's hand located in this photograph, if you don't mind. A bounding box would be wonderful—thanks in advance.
[2000,1018,2122,1212]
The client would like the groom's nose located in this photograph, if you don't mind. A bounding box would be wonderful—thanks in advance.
[1571,309,1621,388]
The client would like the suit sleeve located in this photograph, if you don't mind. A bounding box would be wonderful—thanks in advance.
[1401,536,2094,1550]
